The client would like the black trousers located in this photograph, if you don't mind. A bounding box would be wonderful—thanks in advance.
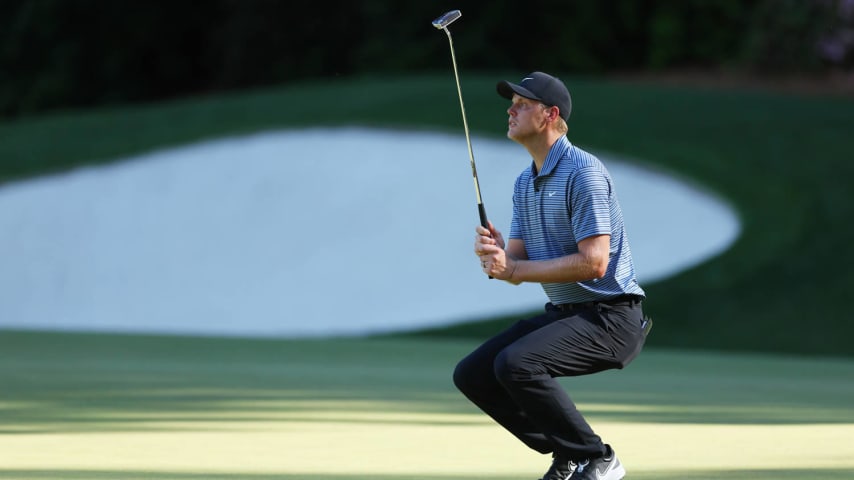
[452,298,646,461]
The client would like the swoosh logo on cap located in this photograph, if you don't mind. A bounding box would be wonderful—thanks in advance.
[522,77,534,82]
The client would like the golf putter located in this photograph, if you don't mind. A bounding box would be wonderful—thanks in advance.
[433,10,493,279]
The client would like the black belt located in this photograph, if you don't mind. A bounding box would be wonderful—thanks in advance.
[552,294,643,312]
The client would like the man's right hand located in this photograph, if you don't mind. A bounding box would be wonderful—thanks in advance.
[477,221,504,249]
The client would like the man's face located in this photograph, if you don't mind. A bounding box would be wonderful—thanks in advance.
[506,94,550,143]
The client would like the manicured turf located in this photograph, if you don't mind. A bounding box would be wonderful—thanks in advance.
[2,330,853,479]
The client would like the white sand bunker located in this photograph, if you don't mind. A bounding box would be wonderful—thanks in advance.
[0,128,739,337]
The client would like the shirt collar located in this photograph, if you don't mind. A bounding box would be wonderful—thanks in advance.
[531,136,571,177]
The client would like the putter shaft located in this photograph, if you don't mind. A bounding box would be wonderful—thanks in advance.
[432,10,487,225]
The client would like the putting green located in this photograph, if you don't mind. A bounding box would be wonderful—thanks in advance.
[2,417,852,477]
[1,331,853,479]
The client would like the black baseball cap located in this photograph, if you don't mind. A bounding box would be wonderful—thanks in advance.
[497,71,572,121]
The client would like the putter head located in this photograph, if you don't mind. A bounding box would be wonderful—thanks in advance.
[432,10,461,29]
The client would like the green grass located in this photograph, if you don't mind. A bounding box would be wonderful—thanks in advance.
[2,76,853,479]
[1,74,853,356]
[1,331,853,479]
[1,473,852,480]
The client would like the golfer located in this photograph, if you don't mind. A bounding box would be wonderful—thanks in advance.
[454,72,649,480]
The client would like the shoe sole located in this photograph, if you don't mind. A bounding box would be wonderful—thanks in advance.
[610,463,626,480]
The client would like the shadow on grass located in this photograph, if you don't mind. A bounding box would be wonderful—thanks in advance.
[2,469,854,480]
[3,331,854,434]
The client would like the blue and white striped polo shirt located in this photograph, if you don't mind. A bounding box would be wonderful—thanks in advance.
[509,136,645,304]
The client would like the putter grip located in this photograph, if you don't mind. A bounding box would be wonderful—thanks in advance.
[478,203,493,279]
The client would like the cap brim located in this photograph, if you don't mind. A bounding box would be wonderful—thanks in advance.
[497,81,541,102]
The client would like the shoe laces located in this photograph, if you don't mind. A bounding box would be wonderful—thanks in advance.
[542,455,576,480]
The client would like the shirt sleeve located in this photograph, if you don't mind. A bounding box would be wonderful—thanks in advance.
[570,166,612,242]
[509,175,524,239]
